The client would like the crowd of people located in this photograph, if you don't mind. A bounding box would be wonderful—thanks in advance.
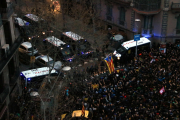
[69,42,180,120]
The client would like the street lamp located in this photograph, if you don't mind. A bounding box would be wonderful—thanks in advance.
[135,19,141,58]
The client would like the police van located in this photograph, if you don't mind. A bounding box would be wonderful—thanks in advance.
[43,36,75,62]
[62,31,93,58]
[21,67,58,87]
[23,14,44,26]
[113,37,151,65]
[23,14,51,34]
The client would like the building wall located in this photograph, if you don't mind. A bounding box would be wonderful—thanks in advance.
[126,8,132,30]
[98,0,180,43]
[153,12,163,37]
[0,26,6,46]
[9,15,16,43]
[167,11,177,36]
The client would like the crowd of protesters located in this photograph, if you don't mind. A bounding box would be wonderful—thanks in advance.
[69,42,180,120]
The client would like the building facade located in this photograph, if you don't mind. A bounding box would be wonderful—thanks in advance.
[0,0,23,119]
[99,0,180,44]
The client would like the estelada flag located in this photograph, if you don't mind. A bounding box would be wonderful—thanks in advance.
[104,56,115,74]
[159,87,165,95]
[82,105,85,117]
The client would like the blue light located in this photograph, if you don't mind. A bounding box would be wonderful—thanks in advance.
[20,73,23,76]
[25,22,30,26]
[81,52,84,54]
[28,78,31,81]
[70,59,72,62]
[85,40,87,41]
[142,34,152,38]
[67,45,69,47]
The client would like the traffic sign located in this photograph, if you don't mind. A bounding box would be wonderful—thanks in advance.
[134,34,140,41]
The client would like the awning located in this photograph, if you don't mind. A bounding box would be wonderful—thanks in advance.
[133,8,162,15]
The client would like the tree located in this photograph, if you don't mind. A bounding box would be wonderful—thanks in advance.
[13,0,109,119]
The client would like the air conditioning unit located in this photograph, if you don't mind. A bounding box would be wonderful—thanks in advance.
[2,44,9,57]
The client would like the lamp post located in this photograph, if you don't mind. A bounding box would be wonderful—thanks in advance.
[135,19,141,58]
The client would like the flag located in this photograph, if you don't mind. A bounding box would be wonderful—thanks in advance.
[159,87,165,95]
[104,55,115,74]
[82,105,85,117]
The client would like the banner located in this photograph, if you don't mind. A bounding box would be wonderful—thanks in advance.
[159,87,165,95]
[104,55,115,74]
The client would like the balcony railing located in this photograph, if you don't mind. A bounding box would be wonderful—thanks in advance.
[171,2,180,13]
[141,28,153,36]
[0,14,2,27]
[0,85,9,103]
[134,1,161,11]
[0,36,23,73]
[106,15,113,22]
[118,19,127,27]
[171,3,180,9]
[0,3,14,19]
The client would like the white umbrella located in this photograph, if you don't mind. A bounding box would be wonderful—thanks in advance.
[54,61,62,70]
[30,92,39,97]
[114,34,123,41]
[62,66,71,71]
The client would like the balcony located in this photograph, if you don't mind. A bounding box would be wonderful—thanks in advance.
[0,85,9,103]
[133,0,161,15]
[106,0,131,6]
[171,2,180,13]
[0,14,2,27]
[9,68,20,86]
[141,28,153,37]
[0,3,14,19]
[0,36,23,73]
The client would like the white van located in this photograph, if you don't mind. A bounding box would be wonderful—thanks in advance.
[113,37,151,64]
[21,67,58,86]
[44,36,75,62]
[19,42,38,56]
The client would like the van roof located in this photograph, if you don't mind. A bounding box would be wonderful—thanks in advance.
[122,37,151,50]
[39,55,53,62]
[21,42,32,48]
[24,14,42,22]
[15,17,28,26]
[62,31,84,41]
[45,36,66,47]
[21,67,57,79]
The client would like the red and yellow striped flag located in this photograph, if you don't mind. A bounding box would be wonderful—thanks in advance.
[104,56,115,74]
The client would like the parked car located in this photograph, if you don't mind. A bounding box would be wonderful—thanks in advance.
[35,55,62,70]
[19,42,38,56]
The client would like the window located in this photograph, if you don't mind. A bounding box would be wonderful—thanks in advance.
[38,59,46,65]
[106,5,112,21]
[143,16,153,29]
[20,45,26,50]
[176,16,180,34]
[119,7,125,26]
